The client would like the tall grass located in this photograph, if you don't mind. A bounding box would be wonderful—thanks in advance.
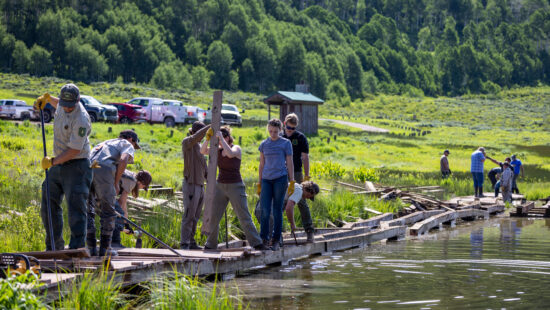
[55,269,128,310]
[139,272,245,310]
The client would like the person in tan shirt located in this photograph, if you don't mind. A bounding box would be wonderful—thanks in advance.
[180,121,210,250]
[440,149,450,178]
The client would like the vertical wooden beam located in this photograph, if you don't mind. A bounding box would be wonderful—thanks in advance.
[201,90,222,236]
[268,104,271,120]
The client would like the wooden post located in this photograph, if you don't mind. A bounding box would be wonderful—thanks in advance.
[108,127,112,133]
[169,130,173,138]
[201,90,222,236]
[268,104,271,120]
[238,136,242,145]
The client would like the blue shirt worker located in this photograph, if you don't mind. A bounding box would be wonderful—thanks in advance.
[510,155,524,194]
[470,147,486,198]
[282,113,315,242]
[87,130,140,257]
[34,84,92,251]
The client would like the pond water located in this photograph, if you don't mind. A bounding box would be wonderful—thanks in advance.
[230,216,550,309]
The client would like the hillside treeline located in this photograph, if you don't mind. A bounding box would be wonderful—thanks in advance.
[0,0,549,99]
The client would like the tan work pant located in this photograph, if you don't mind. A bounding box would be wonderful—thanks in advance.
[180,181,204,246]
[205,182,262,249]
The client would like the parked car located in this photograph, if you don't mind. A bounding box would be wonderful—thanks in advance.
[221,104,242,126]
[79,95,119,123]
[0,99,34,120]
[125,97,192,127]
[108,103,146,123]
[163,100,199,124]
[196,107,212,124]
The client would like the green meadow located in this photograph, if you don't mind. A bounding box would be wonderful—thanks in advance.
[1,74,550,253]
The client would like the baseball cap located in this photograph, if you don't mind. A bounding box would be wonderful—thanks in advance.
[444,149,450,154]
[58,83,80,107]
[119,130,141,149]
[511,154,517,160]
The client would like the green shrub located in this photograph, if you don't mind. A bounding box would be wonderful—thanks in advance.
[0,272,47,310]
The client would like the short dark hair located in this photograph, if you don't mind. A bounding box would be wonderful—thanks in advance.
[267,118,282,130]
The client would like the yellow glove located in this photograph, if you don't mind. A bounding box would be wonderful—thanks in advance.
[205,128,213,141]
[304,175,310,181]
[34,93,51,110]
[287,180,295,196]
[90,160,101,169]
[256,183,261,195]
[41,156,54,170]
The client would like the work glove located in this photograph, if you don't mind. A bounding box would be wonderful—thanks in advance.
[34,93,51,110]
[205,128,214,141]
[256,183,262,195]
[304,176,310,181]
[41,156,54,170]
[287,180,295,196]
[90,160,101,169]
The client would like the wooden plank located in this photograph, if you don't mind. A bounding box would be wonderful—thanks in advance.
[365,181,376,192]
[117,248,244,260]
[336,181,364,191]
[147,187,174,197]
[19,249,90,259]
[326,226,406,251]
[363,206,382,215]
[201,90,222,236]
[480,204,505,214]
[456,208,489,220]
[381,210,445,228]
[409,211,458,236]
[342,213,393,229]
[516,201,535,216]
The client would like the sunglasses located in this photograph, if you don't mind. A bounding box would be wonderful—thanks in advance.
[286,125,296,130]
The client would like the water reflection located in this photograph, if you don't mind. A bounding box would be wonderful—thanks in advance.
[227,217,550,309]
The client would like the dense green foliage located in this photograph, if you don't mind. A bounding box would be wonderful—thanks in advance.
[0,0,548,97]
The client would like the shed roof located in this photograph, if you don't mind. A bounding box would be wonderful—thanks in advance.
[264,91,324,105]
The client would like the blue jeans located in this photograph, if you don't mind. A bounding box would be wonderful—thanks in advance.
[472,172,484,188]
[495,180,501,197]
[260,175,288,242]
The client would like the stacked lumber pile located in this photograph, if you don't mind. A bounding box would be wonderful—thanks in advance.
[510,201,550,217]
[126,197,182,223]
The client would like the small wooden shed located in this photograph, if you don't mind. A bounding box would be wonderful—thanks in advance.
[263,84,324,135]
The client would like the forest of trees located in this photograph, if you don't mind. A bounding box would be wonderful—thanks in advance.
[0,0,549,99]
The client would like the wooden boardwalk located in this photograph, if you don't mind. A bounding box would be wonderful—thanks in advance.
[21,194,516,300]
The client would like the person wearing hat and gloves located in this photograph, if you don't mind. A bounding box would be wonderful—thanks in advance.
[180,121,211,250]
[34,84,93,250]
[440,150,451,178]
[110,169,152,248]
[285,181,320,243]
[86,130,141,256]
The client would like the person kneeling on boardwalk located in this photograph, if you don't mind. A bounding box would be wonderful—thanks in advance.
[200,127,269,251]
[110,170,152,248]
[500,162,513,203]
[180,121,210,250]
[87,130,140,257]
[285,181,320,243]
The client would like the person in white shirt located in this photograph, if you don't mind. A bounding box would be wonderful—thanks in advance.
[500,162,513,203]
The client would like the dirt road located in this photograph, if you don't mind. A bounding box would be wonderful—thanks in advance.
[320,118,389,133]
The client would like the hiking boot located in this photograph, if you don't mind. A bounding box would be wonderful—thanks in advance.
[189,243,203,250]
[270,240,280,251]
[180,243,189,250]
[99,235,118,257]
[306,231,315,243]
[87,234,97,256]
[111,242,126,249]
[253,243,270,251]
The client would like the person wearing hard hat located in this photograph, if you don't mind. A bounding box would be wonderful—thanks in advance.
[34,84,93,251]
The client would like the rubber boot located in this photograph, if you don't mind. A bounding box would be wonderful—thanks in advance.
[99,234,118,257]
[306,231,315,243]
[111,228,125,249]
[87,233,97,257]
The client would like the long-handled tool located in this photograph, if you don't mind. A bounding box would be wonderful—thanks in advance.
[114,211,183,258]
[292,230,298,245]
[39,108,55,252]
[224,210,229,248]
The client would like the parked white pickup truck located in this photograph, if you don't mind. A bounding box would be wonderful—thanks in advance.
[0,99,34,120]
[126,97,195,127]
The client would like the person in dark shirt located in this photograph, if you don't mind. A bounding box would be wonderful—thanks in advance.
[282,113,314,242]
